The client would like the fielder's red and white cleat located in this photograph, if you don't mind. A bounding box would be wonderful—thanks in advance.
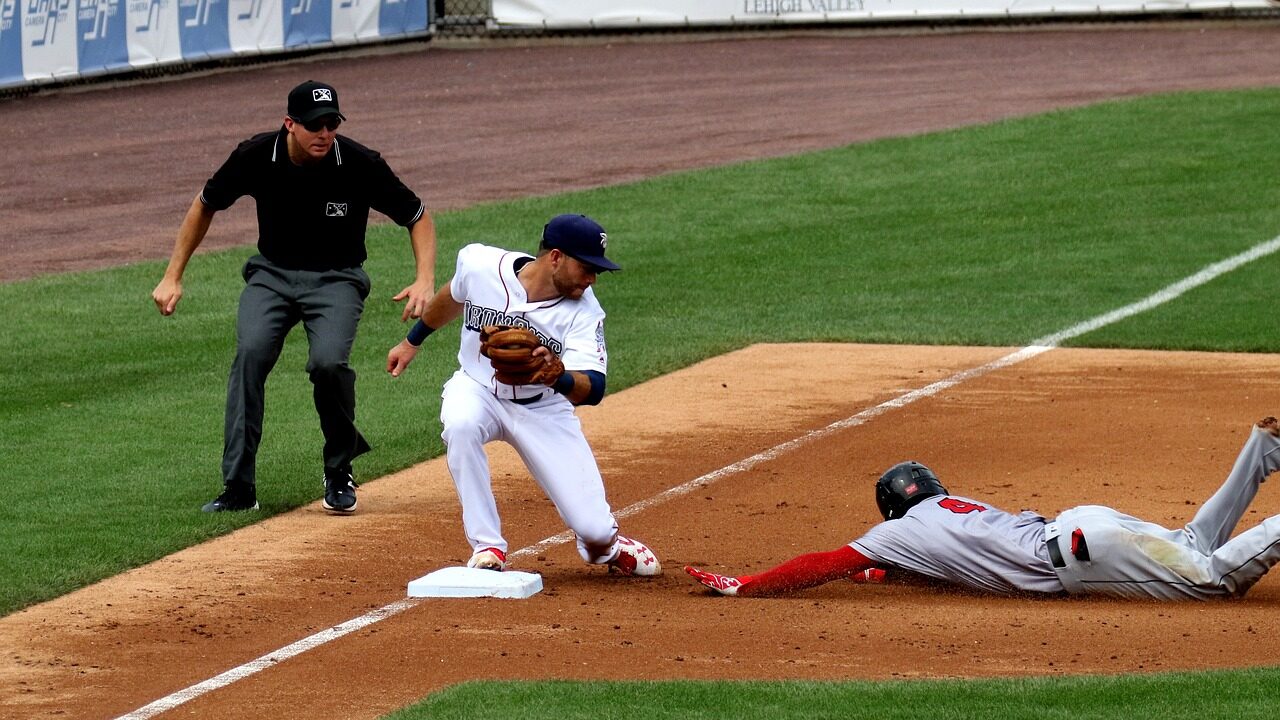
[467,547,507,571]
[607,536,662,576]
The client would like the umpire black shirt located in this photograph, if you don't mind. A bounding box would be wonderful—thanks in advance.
[200,127,425,271]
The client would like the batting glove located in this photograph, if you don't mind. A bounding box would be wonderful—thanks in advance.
[850,567,887,584]
[685,566,745,596]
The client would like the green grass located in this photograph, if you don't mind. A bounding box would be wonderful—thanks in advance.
[387,669,1280,719]
[6,85,1280,720]
[3,87,1280,620]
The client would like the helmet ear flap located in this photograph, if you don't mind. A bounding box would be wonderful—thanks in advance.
[874,481,896,520]
[875,461,947,520]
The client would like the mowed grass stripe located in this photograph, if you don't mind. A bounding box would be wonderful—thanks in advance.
[388,670,1280,720]
[2,88,1279,619]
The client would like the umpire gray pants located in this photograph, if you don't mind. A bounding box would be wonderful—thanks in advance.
[222,255,372,489]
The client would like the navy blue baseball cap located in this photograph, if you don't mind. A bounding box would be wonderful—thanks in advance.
[288,80,346,123]
[542,214,620,271]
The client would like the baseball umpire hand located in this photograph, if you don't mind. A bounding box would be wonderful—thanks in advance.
[480,325,564,386]
[685,566,745,596]
[152,277,183,316]
[392,279,433,322]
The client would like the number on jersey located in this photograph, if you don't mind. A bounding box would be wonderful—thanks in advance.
[939,498,987,514]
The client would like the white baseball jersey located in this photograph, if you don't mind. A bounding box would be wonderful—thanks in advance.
[852,496,1065,595]
[438,242,621,566]
[450,243,607,400]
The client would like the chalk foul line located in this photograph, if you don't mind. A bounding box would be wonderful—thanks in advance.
[116,234,1280,719]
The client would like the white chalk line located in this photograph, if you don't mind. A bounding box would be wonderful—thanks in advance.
[115,235,1280,720]
[115,599,420,719]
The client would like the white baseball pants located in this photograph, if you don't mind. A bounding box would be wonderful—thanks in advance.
[439,371,620,564]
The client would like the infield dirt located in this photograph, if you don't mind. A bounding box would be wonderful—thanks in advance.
[2,22,1280,720]
[4,345,1280,719]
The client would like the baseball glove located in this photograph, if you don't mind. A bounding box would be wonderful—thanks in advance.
[480,325,565,386]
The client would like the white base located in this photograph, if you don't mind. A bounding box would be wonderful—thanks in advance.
[407,566,543,599]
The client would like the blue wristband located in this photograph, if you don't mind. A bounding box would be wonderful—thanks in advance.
[552,371,574,394]
[406,320,434,347]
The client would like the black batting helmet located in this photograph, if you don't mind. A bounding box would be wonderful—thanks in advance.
[875,461,948,520]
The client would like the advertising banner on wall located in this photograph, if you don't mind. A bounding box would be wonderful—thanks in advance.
[77,0,128,75]
[283,0,328,47]
[331,0,378,42]
[1,0,22,86]
[176,0,229,60]
[18,0,78,83]
[377,0,423,38]
[1,0,426,88]
[227,0,281,53]
[128,0,183,67]
[492,0,1273,27]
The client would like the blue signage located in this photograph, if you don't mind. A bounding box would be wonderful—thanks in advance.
[77,0,128,75]
[283,0,329,47]
[1,0,21,85]
[176,0,228,60]
[379,0,425,35]
[1,0,429,88]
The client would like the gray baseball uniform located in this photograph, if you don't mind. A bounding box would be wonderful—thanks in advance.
[853,496,1062,594]
[854,424,1280,599]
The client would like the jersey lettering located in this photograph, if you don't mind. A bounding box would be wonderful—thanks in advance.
[462,300,564,355]
[938,498,987,514]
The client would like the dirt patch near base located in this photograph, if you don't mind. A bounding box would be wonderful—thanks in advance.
[3,344,1280,720]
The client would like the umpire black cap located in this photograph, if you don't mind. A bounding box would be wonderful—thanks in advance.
[288,80,346,123]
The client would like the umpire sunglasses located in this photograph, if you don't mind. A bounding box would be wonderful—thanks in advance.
[294,116,342,133]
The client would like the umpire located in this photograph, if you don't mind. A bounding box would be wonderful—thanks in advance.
[152,80,436,514]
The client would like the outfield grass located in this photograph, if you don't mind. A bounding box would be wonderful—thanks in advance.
[386,668,1280,720]
[3,88,1280,616]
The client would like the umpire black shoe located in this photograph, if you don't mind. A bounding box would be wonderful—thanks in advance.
[323,471,358,513]
[201,486,259,513]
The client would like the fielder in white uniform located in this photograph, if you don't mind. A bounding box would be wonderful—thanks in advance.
[387,214,661,576]
[687,416,1280,600]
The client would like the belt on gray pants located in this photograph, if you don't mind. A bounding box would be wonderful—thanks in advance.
[1046,534,1067,569]
[1044,520,1089,569]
